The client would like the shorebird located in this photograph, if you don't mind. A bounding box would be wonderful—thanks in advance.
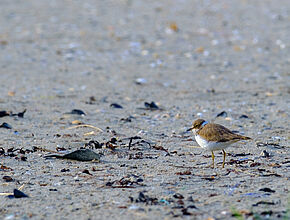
[188,119,251,168]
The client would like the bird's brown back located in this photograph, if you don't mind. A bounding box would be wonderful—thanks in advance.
[197,123,251,142]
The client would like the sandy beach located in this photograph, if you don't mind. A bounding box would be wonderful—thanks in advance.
[0,0,289,219]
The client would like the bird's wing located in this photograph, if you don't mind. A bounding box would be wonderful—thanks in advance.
[197,123,250,142]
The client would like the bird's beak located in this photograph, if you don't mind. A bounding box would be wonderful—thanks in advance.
[187,127,194,132]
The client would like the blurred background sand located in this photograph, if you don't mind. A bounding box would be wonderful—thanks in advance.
[0,1,289,219]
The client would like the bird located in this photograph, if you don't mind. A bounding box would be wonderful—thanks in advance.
[188,119,251,168]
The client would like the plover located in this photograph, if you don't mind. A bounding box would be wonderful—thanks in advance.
[188,119,251,168]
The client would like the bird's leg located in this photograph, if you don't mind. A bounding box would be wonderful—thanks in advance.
[211,151,215,168]
[222,149,226,168]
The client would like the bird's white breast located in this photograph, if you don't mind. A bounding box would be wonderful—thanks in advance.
[195,135,231,151]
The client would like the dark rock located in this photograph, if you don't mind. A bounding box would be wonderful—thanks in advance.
[0,122,12,129]
[68,109,86,115]
[144,101,159,110]
[259,188,275,193]
[110,103,123,109]
[216,111,227,117]
[12,189,29,198]
[3,176,14,182]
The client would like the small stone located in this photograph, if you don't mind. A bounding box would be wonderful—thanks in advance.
[260,150,270,157]
[12,189,29,198]
[71,120,83,125]
[110,103,123,109]
[3,176,14,182]
[216,111,227,117]
[0,122,12,129]
[67,109,86,115]
[135,78,147,85]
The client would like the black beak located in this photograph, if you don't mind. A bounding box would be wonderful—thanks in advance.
[187,127,194,132]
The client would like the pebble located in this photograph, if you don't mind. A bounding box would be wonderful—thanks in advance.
[135,78,147,85]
